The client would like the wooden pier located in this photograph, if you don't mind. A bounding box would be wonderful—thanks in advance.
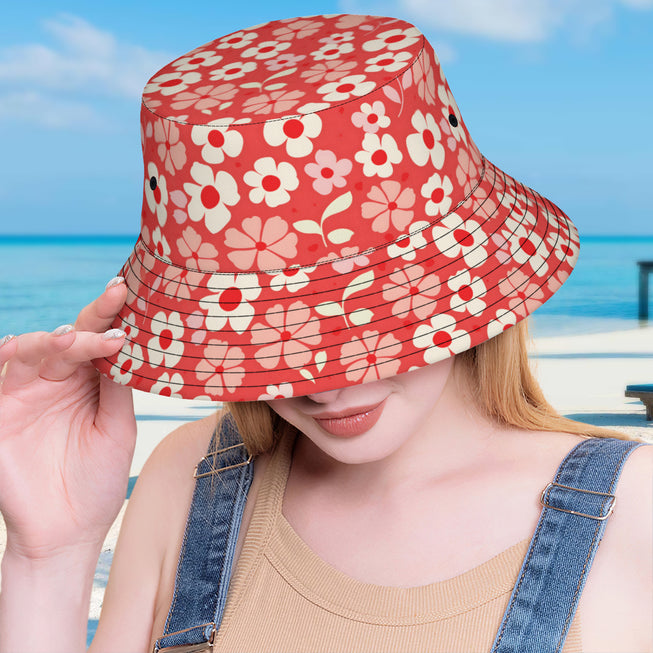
[638,261,653,320]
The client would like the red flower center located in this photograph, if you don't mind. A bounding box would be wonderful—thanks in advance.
[433,331,453,348]
[153,186,162,204]
[159,328,174,349]
[214,365,224,374]
[376,57,394,66]
[321,167,334,179]
[160,78,183,88]
[458,285,474,301]
[120,359,132,374]
[453,228,473,247]
[283,118,304,139]
[258,45,276,53]
[385,34,405,44]
[323,48,339,56]
[336,82,356,93]
[519,237,537,256]
[262,175,281,192]
[159,387,172,397]
[430,188,445,204]
[187,57,205,65]
[367,113,379,124]
[280,330,291,341]
[422,129,435,149]
[409,286,419,296]
[285,267,299,277]
[219,287,242,311]
[201,186,221,209]
[208,130,225,148]
[226,37,243,44]
[371,149,388,166]
[255,241,267,251]
[387,201,397,211]
[366,353,377,364]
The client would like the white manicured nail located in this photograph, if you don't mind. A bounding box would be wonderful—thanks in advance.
[102,329,126,340]
[0,335,15,347]
[105,276,125,290]
[52,324,74,336]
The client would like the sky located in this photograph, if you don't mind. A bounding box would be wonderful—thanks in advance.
[0,0,651,236]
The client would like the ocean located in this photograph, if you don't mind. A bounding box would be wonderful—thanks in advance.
[1,235,652,338]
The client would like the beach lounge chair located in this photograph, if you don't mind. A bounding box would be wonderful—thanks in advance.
[625,384,653,420]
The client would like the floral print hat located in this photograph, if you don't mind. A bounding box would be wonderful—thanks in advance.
[95,13,579,401]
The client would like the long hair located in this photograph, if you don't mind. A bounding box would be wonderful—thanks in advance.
[224,319,634,457]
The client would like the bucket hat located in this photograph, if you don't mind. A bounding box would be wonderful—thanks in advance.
[95,13,579,401]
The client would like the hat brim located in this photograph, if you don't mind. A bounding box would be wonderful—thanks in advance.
[94,157,578,401]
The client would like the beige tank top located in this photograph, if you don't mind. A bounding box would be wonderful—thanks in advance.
[214,434,582,652]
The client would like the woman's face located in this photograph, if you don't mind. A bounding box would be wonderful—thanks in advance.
[266,357,455,465]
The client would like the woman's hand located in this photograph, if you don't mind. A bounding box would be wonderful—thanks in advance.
[0,277,137,560]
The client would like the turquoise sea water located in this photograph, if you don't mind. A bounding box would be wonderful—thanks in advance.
[1,235,652,338]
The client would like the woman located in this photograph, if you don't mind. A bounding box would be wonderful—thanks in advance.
[0,14,651,653]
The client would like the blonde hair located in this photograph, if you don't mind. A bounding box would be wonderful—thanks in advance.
[224,319,634,456]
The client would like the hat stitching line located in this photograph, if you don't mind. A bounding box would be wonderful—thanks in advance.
[126,163,539,315]
[136,153,488,282]
[105,241,568,386]
[116,200,564,366]
[141,38,428,128]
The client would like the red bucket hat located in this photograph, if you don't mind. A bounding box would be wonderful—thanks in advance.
[95,14,579,401]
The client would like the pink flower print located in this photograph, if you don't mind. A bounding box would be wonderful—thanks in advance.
[191,120,244,164]
[502,223,549,277]
[406,110,444,168]
[209,60,257,82]
[242,40,291,60]
[171,50,223,71]
[319,31,355,45]
[184,163,240,234]
[177,226,219,270]
[334,15,367,29]
[318,247,371,274]
[244,157,298,207]
[145,162,168,226]
[362,27,422,52]
[499,269,545,318]
[195,340,245,394]
[387,221,430,261]
[225,216,298,270]
[447,270,487,316]
[413,313,472,363]
[144,71,201,97]
[318,75,375,102]
[486,308,517,339]
[545,269,569,296]
[215,30,258,50]
[412,51,436,105]
[151,226,171,262]
[273,19,324,41]
[258,383,294,400]
[365,51,413,73]
[159,268,200,304]
[170,83,238,111]
[154,119,187,175]
[304,150,352,195]
[242,90,305,115]
[147,311,185,367]
[382,264,441,320]
[110,342,144,385]
[263,113,322,158]
[432,213,488,268]
[269,264,315,293]
[200,273,262,335]
[311,41,354,61]
[250,301,322,370]
[151,372,185,398]
[456,147,483,197]
[438,84,466,143]
[300,59,358,84]
[421,173,454,217]
[265,52,306,71]
[355,133,403,178]
[351,101,390,134]
[362,181,416,233]
[340,331,402,383]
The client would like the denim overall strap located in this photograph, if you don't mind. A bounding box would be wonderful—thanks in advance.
[492,437,643,653]
[153,414,254,653]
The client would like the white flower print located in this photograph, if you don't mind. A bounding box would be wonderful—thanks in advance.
[147,311,185,367]
[145,162,168,226]
[421,173,454,217]
[317,75,376,102]
[171,50,223,71]
[406,110,444,168]
[351,101,390,134]
[151,372,185,398]
[447,270,487,316]
[502,223,550,277]
[413,313,471,363]
[209,60,257,82]
[191,119,244,164]
[354,133,403,178]
[269,264,316,293]
[244,157,299,207]
[110,342,143,385]
[263,114,322,158]
[200,273,262,335]
[362,27,422,52]
[184,163,240,234]
[215,30,258,50]
[365,51,413,73]
[438,84,466,143]
[387,221,430,261]
[151,226,171,262]
[486,308,517,339]
[432,213,488,268]
[242,40,291,60]
[547,230,579,263]
[311,42,354,61]
[144,71,201,97]
[258,383,294,400]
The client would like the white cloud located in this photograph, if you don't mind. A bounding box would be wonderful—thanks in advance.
[340,0,652,42]
[0,91,103,129]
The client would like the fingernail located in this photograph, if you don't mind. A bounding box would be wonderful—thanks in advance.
[105,276,125,290]
[102,328,126,340]
[52,324,74,336]
[0,335,15,347]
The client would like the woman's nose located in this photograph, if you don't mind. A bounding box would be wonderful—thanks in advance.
[304,387,343,404]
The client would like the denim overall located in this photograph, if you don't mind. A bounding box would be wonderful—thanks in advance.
[152,415,643,653]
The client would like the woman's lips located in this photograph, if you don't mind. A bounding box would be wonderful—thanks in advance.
[312,399,387,437]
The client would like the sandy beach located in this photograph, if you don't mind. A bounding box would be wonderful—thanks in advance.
[1,324,651,631]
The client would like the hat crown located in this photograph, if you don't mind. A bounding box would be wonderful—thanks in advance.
[139,14,483,272]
